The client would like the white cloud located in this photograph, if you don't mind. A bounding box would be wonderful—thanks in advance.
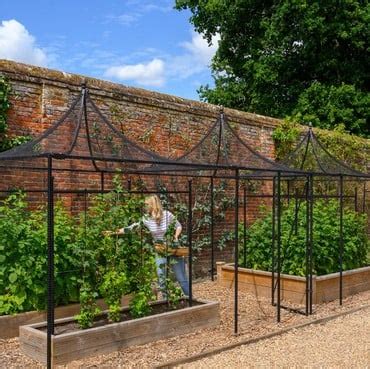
[105,1,172,27]
[107,13,139,26]
[104,58,165,87]
[165,31,220,81]
[181,32,220,65]
[0,19,48,66]
[103,31,219,89]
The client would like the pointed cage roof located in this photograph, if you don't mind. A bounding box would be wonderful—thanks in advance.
[149,109,305,177]
[0,86,189,173]
[281,125,370,178]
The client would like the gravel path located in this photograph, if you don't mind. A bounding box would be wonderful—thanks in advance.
[0,281,369,368]
[180,307,370,369]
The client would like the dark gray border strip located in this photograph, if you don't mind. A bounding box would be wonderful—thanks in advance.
[156,304,370,368]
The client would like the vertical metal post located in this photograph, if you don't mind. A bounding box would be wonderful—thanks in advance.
[309,174,314,314]
[363,182,366,213]
[140,186,144,265]
[287,179,290,205]
[305,176,310,316]
[188,179,193,306]
[234,169,239,334]
[127,178,132,192]
[339,175,344,305]
[100,172,105,194]
[47,156,54,369]
[354,187,358,212]
[243,185,247,268]
[84,189,87,235]
[210,176,215,280]
[271,177,276,306]
[276,171,281,323]
[294,187,299,235]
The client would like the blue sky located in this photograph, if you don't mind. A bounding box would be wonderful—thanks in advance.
[0,0,219,100]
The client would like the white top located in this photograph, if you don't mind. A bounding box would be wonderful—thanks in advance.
[125,210,181,241]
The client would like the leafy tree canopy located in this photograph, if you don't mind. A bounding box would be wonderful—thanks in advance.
[175,1,370,137]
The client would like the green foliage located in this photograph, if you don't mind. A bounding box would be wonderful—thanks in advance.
[0,75,32,151]
[272,119,370,172]
[291,82,370,137]
[129,290,153,318]
[239,200,369,276]
[0,192,80,315]
[165,264,183,309]
[75,283,101,329]
[0,180,157,324]
[167,180,235,252]
[0,135,32,152]
[315,128,370,173]
[271,119,300,160]
[176,1,370,136]
[0,75,11,135]
[99,270,127,322]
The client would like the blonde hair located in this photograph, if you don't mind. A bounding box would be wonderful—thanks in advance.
[145,195,163,225]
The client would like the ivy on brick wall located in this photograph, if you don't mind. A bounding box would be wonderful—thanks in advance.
[0,75,31,152]
[272,119,370,173]
[0,75,11,137]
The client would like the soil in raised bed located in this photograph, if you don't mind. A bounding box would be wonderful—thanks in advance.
[38,299,202,335]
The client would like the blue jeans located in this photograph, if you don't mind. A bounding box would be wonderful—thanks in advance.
[155,256,189,297]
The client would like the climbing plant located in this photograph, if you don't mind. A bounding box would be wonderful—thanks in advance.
[157,179,235,253]
[74,177,157,327]
[0,75,11,136]
[272,119,370,172]
[0,75,31,151]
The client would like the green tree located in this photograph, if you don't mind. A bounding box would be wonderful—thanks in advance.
[175,1,370,136]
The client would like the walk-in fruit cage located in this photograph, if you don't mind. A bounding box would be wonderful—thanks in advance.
[0,85,368,368]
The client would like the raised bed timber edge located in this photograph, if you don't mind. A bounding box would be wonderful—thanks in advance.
[19,298,220,365]
[217,262,370,304]
[0,295,131,339]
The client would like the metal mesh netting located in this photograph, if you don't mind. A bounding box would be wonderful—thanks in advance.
[282,127,369,177]
[0,87,177,173]
[0,86,316,178]
[149,111,300,177]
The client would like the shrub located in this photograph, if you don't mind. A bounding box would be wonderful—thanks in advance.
[239,200,369,276]
[0,192,80,315]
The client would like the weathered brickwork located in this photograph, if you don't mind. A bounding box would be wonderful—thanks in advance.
[0,60,282,275]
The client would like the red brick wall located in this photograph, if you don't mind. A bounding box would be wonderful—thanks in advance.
[0,60,282,276]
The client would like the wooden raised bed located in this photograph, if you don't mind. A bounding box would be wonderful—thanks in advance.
[19,298,219,365]
[0,295,131,339]
[217,262,370,304]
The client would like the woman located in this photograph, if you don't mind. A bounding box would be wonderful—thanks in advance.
[104,195,189,298]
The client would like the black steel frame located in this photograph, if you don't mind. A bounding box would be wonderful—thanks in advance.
[0,86,368,369]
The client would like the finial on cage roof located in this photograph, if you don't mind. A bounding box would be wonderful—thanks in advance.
[81,78,87,90]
